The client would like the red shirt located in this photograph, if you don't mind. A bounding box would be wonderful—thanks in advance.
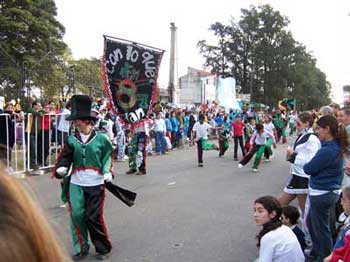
[41,114,51,130]
[231,122,245,136]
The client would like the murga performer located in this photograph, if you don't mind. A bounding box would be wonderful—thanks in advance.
[54,95,113,261]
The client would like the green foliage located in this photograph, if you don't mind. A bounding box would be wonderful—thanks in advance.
[198,4,331,110]
[0,1,106,106]
[0,0,67,103]
[73,58,105,98]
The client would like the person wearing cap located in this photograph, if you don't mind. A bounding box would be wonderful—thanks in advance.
[53,95,113,261]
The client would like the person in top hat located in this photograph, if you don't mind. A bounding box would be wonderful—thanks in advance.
[53,95,113,261]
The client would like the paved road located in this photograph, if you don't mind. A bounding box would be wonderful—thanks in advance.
[23,139,292,262]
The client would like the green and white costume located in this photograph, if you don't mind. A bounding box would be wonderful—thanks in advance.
[55,130,113,255]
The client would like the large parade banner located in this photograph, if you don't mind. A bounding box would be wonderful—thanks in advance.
[102,36,164,125]
[217,77,241,111]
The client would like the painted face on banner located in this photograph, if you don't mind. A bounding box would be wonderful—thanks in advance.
[102,37,164,125]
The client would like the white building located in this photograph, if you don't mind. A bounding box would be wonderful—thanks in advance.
[179,67,216,105]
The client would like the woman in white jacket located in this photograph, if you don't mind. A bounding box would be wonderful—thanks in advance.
[279,112,321,215]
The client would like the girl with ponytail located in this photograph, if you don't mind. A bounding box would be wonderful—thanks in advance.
[253,196,304,261]
[304,115,349,261]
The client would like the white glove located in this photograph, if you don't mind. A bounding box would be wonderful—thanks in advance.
[56,167,68,176]
[103,173,113,182]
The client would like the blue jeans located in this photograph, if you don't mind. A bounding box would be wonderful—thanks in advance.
[307,192,339,260]
[155,132,166,154]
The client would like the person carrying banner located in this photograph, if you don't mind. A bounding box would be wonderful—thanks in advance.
[53,95,113,261]
[126,121,148,175]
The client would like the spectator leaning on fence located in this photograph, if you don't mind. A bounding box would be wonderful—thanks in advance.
[57,101,71,147]
[37,103,51,166]
[25,101,42,170]
[0,103,16,170]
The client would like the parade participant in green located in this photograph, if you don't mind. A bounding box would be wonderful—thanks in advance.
[238,123,276,172]
[263,116,276,161]
[126,128,138,174]
[54,95,113,261]
[125,120,149,175]
[192,114,219,167]
[218,117,230,157]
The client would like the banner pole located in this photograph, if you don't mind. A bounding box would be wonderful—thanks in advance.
[103,35,165,53]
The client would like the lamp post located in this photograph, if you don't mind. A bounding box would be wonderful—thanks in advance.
[22,50,52,108]
[69,65,76,95]
[22,61,31,109]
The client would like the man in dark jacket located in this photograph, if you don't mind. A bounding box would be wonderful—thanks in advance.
[0,103,16,168]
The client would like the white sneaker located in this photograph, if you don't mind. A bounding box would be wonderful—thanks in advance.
[265,159,271,162]
[238,164,243,169]
[270,154,274,159]
[5,167,15,173]
[59,203,67,208]
[252,168,258,172]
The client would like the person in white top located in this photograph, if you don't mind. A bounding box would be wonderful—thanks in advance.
[254,195,305,262]
[238,123,276,172]
[263,116,276,160]
[152,112,167,155]
[57,101,71,146]
[279,112,321,216]
[192,114,219,167]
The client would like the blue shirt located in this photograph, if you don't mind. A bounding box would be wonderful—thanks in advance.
[334,223,350,250]
[304,140,344,191]
[170,117,179,132]
[165,118,172,132]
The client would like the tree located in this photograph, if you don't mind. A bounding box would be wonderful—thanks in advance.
[198,4,331,109]
[73,58,105,98]
[0,0,67,104]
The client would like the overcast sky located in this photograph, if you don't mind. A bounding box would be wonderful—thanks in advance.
[55,0,350,103]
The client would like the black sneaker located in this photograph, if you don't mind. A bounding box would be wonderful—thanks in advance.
[304,249,317,262]
[198,163,204,167]
[126,169,137,175]
[96,252,110,260]
[234,157,238,161]
[72,251,88,261]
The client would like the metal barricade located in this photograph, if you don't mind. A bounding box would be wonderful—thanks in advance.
[0,112,71,177]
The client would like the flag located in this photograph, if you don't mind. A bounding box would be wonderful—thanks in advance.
[102,36,164,125]
[280,98,296,110]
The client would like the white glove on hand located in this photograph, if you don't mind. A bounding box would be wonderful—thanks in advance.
[103,173,113,182]
[56,167,68,176]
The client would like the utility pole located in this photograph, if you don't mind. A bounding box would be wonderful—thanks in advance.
[168,22,177,103]
[69,65,76,95]
[22,61,29,108]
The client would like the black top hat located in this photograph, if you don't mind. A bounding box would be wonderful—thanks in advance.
[66,95,95,121]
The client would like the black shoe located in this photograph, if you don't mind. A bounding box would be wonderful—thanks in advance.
[96,252,110,260]
[126,169,137,175]
[304,250,318,262]
[198,163,204,167]
[72,251,89,261]
[234,157,238,161]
